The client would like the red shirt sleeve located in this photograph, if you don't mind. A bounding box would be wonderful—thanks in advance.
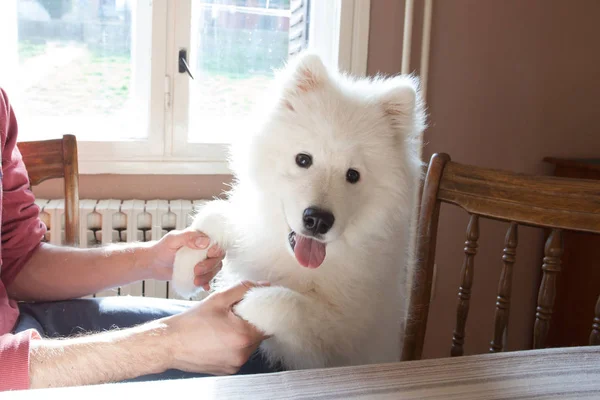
[0,329,41,391]
[0,88,47,287]
[0,88,47,391]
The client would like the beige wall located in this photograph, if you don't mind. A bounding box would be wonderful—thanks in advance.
[35,174,231,201]
[33,0,600,359]
[368,0,600,359]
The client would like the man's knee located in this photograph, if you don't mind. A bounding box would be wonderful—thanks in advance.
[17,296,196,337]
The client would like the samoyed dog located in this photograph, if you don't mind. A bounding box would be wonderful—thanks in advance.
[171,52,426,371]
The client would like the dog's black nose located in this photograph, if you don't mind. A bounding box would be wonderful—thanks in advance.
[303,207,335,235]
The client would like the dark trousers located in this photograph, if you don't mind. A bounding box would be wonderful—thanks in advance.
[13,295,278,383]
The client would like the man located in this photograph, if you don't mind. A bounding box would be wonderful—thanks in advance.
[0,87,273,391]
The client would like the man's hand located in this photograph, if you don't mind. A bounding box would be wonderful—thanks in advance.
[162,280,271,375]
[141,229,226,291]
[29,280,271,388]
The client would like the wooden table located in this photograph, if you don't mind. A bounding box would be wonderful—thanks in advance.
[4,346,600,399]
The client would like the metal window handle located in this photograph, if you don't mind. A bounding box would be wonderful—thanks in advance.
[178,49,194,80]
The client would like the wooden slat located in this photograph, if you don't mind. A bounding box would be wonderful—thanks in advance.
[288,0,308,57]
[451,214,479,357]
[18,138,65,186]
[489,222,518,353]
[438,162,600,233]
[405,152,600,361]
[402,153,451,362]
[62,134,79,246]
[533,229,564,349]
[590,294,600,346]
[19,134,80,246]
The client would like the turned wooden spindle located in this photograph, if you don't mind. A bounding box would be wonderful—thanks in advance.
[590,295,600,346]
[451,214,479,357]
[533,229,564,349]
[490,222,518,353]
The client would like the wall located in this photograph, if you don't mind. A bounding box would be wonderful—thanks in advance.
[33,0,600,359]
[368,0,600,359]
[35,174,231,200]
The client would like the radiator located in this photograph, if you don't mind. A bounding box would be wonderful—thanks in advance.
[34,198,208,300]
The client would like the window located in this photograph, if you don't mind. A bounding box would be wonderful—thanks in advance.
[0,0,370,174]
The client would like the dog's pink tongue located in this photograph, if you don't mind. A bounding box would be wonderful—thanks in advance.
[294,236,326,268]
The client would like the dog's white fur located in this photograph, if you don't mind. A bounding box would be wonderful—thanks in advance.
[172,52,426,371]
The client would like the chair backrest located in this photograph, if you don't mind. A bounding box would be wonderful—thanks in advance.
[18,134,80,246]
[402,152,600,361]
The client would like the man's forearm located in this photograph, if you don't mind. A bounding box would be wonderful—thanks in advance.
[8,242,154,301]
[29,319,171,388]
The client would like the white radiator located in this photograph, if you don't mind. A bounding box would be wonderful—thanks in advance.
[34,198,207,300]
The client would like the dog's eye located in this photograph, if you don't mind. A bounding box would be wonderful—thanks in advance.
[296,153,312,168]
[346,169,360,184]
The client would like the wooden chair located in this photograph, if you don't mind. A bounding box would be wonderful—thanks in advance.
[402,152,600,361]
[18,134,80,246]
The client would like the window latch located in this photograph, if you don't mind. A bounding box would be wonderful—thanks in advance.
[178,49,194,80]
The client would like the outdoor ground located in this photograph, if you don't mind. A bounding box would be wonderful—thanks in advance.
[17,37,282,143]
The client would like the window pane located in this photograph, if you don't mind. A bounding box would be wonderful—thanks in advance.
[0,0,151,142]
[188,0,310,144]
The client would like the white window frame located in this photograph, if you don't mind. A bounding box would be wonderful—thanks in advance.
[73,0,169,172]
[21,0,371,175]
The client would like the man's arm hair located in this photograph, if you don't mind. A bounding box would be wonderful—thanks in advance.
[29,319,171,388]
[8,242,152,302]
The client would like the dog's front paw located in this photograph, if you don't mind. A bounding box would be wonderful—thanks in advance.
[189,199,233,248]
[171,246,209,298]
[171,200,233,298]
[233,286,330,370]
[233,286,305,337]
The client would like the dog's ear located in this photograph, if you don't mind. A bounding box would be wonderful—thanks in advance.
[287,53,328,93]
[378,77,425,135]
[379,79,417,120]
[279,53,329,110]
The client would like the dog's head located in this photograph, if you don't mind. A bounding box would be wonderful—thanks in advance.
[230,52,426,269]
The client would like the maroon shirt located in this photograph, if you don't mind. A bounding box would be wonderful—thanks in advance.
[0,87,47,391]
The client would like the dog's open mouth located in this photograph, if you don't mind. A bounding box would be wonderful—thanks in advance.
[288,231,327,269]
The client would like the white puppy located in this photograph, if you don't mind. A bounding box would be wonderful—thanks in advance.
[172,52,426,371]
